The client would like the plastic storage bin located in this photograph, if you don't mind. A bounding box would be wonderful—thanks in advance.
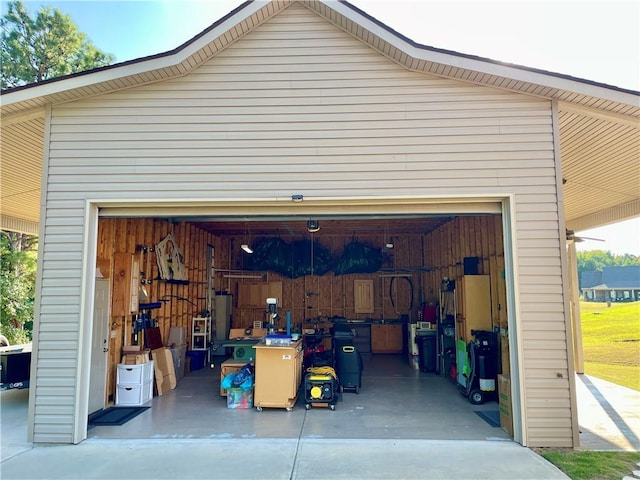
[116,382,153,405]
[116,361,154,385]
[227,387,254,409]
[186,350,206,371]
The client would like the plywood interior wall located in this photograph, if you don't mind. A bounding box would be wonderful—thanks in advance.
[219,233,423,327]
[96,214,508,402]
[422,215,509,373]
[97,218,217,401]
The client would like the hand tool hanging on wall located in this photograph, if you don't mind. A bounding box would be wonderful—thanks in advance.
[137,244,155,304]
[389,276,415,314]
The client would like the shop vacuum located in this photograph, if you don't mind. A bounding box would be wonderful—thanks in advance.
[460,330,499,405]
[331,324,363,394]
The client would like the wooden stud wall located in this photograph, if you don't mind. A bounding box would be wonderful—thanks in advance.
[96,218,217,402]
[422,215,509,373]
[221,233,425,332]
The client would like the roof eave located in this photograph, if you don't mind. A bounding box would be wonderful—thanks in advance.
[1,0,639,115]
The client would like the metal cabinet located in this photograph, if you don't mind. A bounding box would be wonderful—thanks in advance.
[213,294,232,343]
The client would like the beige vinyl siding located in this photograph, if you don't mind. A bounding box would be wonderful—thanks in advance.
[36,4,571,446]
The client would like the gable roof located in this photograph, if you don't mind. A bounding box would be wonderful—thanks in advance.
[581,271,603,289]
[1,0,639,235]
[582,266,640,289]
[603,266,640,289]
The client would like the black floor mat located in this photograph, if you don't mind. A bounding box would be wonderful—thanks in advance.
[88,406,150,426]
[474,410,500,428]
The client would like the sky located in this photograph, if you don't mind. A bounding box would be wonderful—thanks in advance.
[6,0,640,254]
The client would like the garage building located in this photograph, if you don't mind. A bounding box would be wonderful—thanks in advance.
[1,1,638,447]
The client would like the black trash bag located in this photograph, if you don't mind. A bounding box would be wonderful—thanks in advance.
[289,239,334,278]
[334,241,382,275]
[231,363,254,388]
[246,237,292,275]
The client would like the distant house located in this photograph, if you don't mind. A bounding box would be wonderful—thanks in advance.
[581,266,640,302]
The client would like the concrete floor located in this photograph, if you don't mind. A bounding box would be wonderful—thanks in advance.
[87,354,510,441]
[5,354,639,479]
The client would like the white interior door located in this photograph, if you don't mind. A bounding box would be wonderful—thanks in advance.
[88,279,110,414]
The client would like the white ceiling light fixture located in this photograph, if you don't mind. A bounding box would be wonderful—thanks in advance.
[307,220,320,233]
[241,223,253,254]
[385,223,394,248]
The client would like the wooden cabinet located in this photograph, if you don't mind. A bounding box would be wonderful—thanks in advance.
[237,282,282,308]
[370,324,403,354]
[354,279,374,314]
[253,339,303,411]
[456,275,492,343]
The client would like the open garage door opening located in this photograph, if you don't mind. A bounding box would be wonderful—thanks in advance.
[88,208,513,442]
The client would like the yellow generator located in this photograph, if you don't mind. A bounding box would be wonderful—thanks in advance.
[304,366,338,410]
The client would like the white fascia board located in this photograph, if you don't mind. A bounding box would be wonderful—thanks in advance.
[1,1,269,107]
[326,1,640,107]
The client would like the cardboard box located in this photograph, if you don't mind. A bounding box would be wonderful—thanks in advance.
[498,374,513,437]
[151,347,177,395]
[122,345,142,353]
[121,349,150,365]
[229,328,246,339]
[220,359,254,396]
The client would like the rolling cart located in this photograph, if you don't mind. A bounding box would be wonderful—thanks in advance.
[459,330,499,405]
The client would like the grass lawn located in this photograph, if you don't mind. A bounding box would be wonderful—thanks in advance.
[539,449,640,480]
[539,301,639,479]
[580,301,640,391]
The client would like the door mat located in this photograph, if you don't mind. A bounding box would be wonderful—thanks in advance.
[474,410,500,428]
[88,406,150,426]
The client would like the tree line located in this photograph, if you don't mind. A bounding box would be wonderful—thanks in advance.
[1,1,113,344]
[577,250,640,289]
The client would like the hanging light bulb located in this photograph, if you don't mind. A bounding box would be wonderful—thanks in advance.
[307,220,320,233]
[385,223,393,248]
[241,223,253,254]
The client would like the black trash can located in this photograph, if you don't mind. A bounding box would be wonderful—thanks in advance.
[417,331,437,373]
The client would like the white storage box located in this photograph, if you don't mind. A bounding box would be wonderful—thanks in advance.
[117,360,154,385]
[116,381,153,406]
